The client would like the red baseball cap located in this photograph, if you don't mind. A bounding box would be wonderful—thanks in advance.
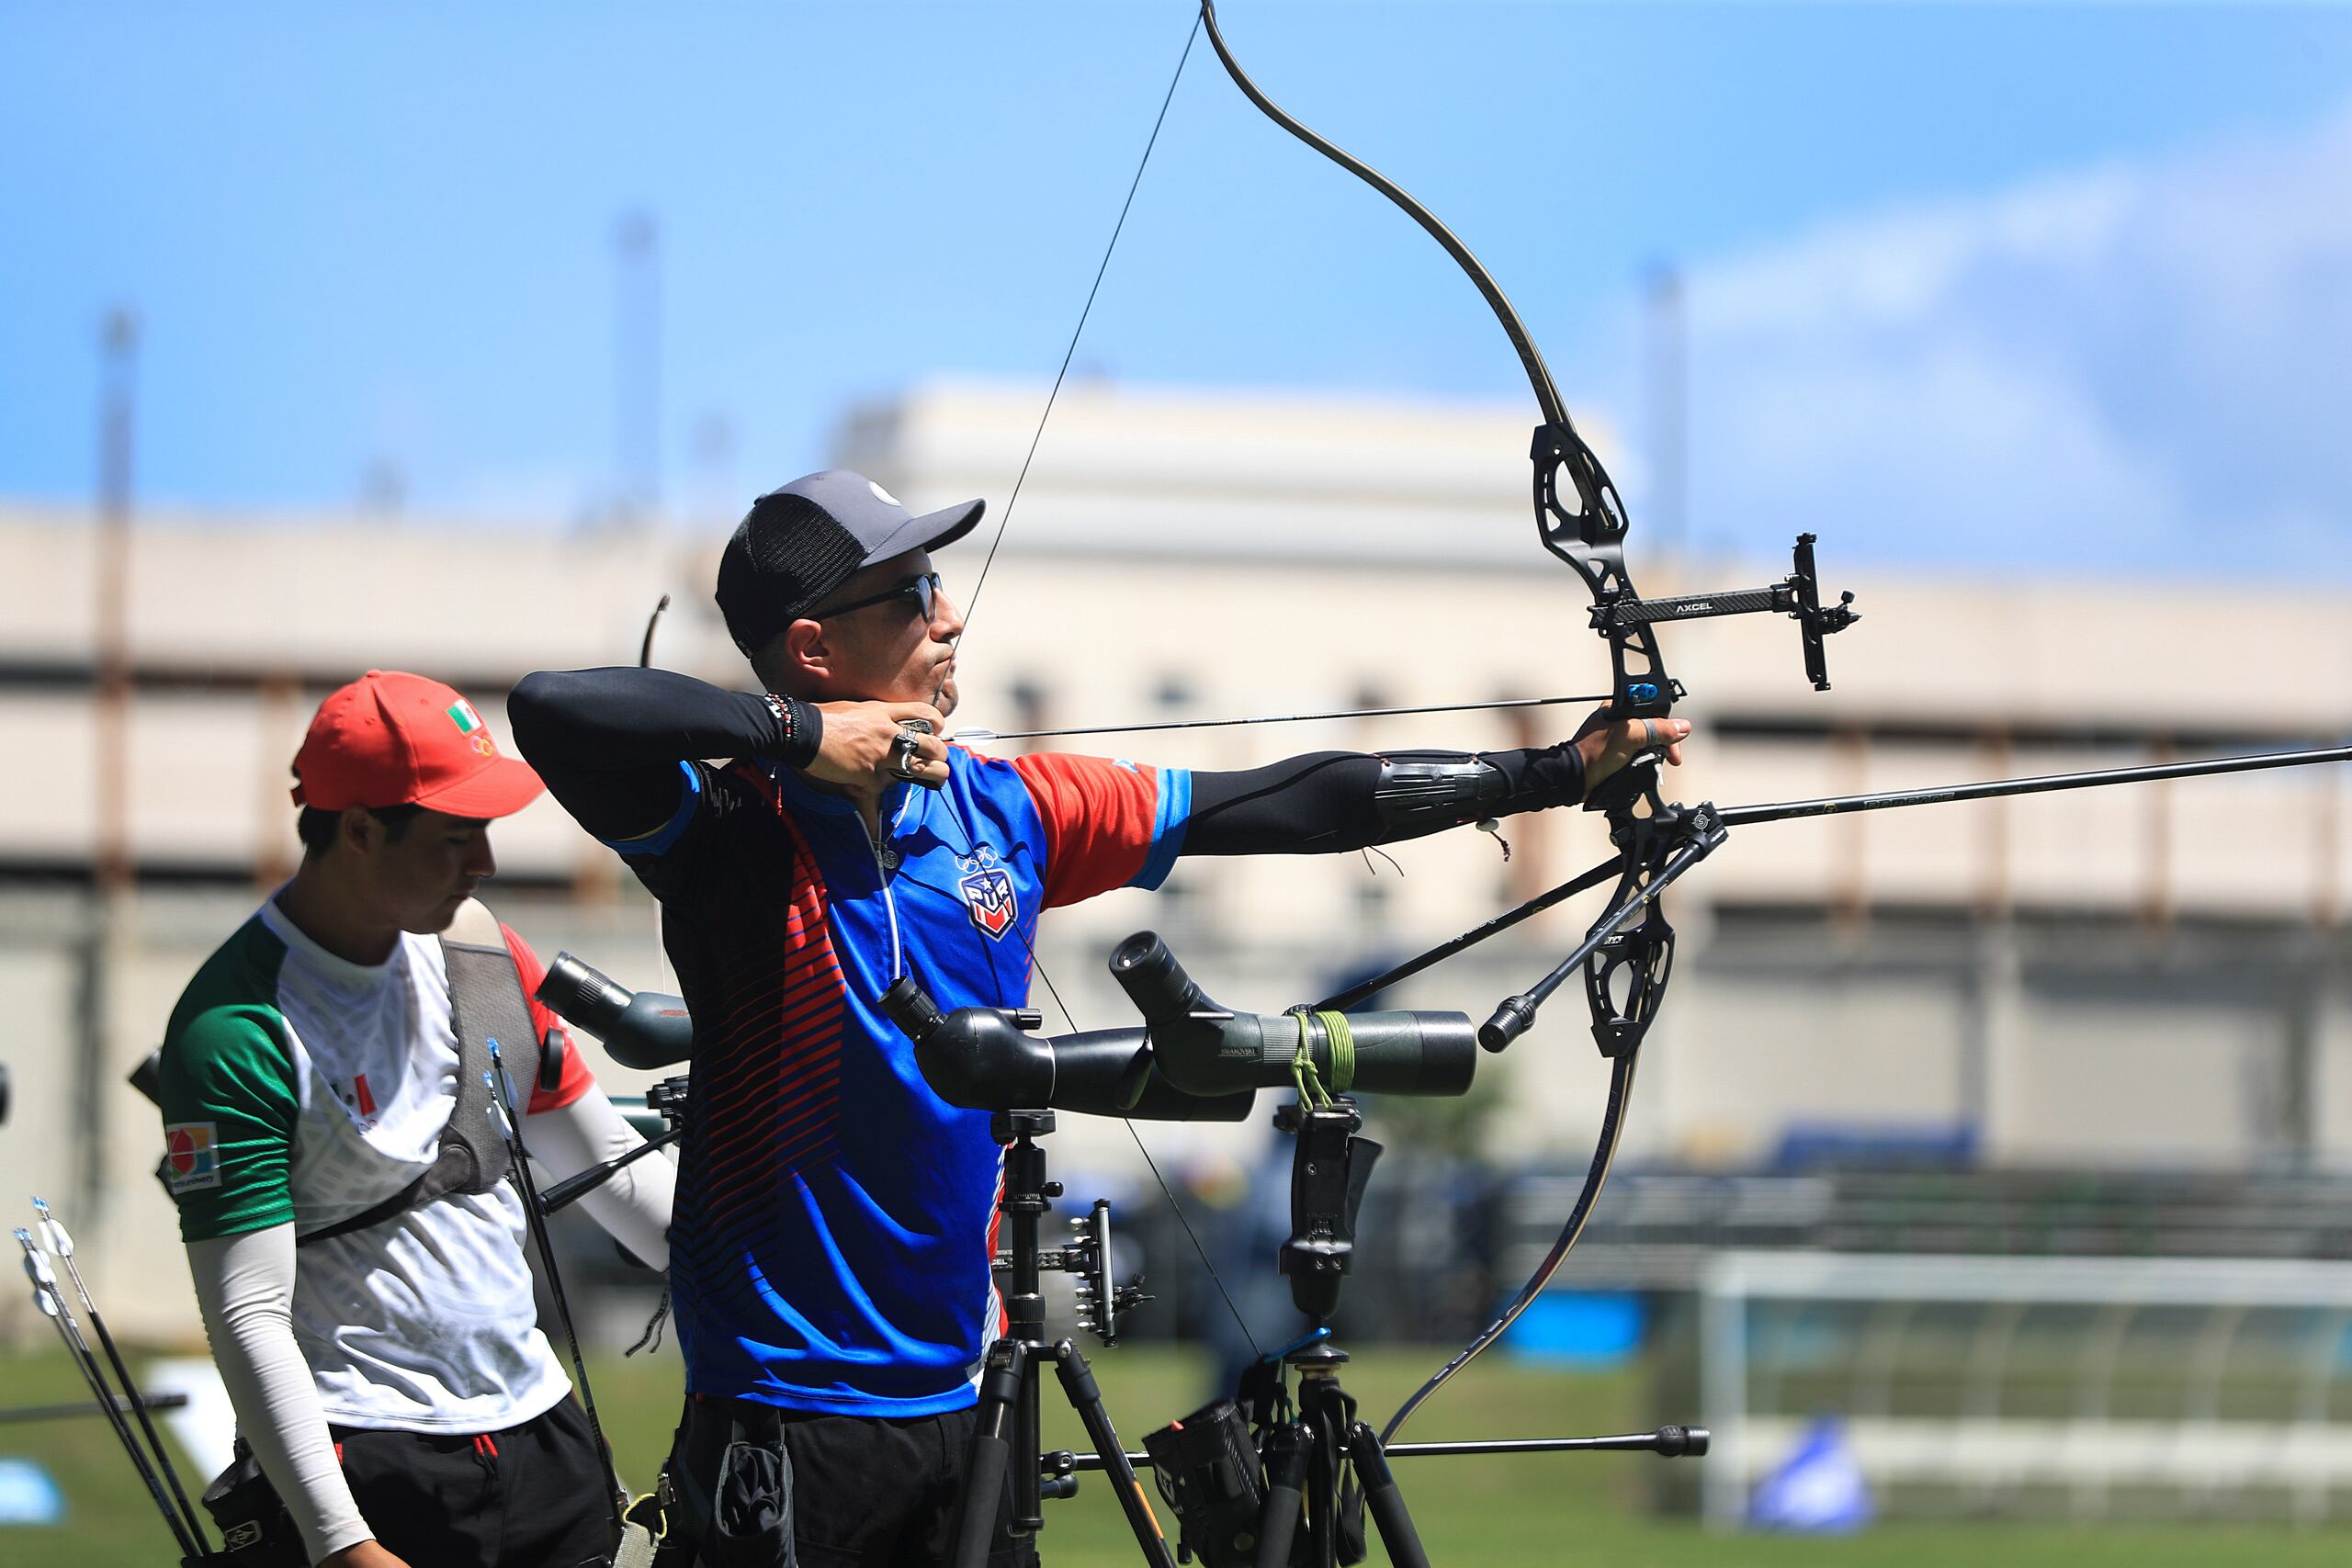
[290,671,544,819]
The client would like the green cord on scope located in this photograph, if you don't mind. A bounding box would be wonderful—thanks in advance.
[1288,1010,1356,1107]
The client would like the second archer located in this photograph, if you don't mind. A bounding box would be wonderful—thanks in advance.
[506,466,1690,1568]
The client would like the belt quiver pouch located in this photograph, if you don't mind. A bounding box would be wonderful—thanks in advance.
[199,1438,306,1566]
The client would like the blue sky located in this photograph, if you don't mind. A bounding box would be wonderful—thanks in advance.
[7,3,2352,579]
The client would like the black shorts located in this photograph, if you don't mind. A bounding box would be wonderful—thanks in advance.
[665,1395,1040,1568]
[332,1393,615,1568]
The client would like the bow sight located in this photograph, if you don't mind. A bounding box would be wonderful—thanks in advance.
[1579,530,1860,704]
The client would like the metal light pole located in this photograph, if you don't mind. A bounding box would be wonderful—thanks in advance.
[81,307,139,1222]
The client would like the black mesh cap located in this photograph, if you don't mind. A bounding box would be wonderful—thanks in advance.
[714,469,983,658]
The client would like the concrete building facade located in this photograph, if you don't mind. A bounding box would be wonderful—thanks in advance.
[2,378,2346,1337]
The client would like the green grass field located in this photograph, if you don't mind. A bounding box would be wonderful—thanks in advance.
[6,1339,2350,1566]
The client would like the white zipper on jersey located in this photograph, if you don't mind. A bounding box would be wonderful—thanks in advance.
[866,788,913,983]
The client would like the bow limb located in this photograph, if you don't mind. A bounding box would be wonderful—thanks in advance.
[1380,1050,1640,1446]
[1198,0,1668,726]
[1198,0,1565,430]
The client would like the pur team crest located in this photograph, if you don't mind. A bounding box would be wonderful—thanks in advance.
[955,844,1018,940]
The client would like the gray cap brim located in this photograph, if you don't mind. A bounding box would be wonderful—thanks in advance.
[858,498,984,569]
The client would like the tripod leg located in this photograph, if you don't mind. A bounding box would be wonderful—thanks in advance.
[951,1343,1025,1568]
[1052,1345,1178,1568]
[1253,1421,1310,1568]
[1344,1425,1430,1568]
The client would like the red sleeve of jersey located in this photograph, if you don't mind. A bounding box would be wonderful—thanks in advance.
[503,923,594,1114]
[1010,751,1165,909]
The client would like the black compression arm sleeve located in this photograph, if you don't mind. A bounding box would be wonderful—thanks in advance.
[507,667,814,843]
[1182,743,1585,857]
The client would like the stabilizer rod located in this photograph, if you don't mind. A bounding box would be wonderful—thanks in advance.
[1720,741,2352,829]
[1052,1424,1710,1471]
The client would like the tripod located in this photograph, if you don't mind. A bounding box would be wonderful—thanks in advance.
[1251,1099,1429,1568]
[1133,1094,1710,1568]
[947,1109,1176,1568]
[1117,1099,1432,1568]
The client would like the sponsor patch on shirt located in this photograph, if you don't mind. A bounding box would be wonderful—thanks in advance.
[164,1122,222,1192]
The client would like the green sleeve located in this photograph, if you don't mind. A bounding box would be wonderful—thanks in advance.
[156,1005,299,1241]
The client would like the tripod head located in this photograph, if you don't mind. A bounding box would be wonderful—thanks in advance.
[1276,1100,1379,1325]
[643,1073,689,1122]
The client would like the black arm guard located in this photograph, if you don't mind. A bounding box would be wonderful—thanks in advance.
[1371,757,1509,831]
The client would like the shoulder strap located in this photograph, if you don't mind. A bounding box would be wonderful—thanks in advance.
[438,897,542,1179]
[296,901,541,1247]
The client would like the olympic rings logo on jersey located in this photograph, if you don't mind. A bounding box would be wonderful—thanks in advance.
[953,844,1019,940]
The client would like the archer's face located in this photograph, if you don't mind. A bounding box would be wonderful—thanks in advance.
[344,807,498,934]
[797,550,966,716]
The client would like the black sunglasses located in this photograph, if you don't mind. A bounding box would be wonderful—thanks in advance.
[815,571,941,624]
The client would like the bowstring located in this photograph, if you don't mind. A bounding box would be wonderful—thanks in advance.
[912,10,1261,1357]
[953,10,1203,651]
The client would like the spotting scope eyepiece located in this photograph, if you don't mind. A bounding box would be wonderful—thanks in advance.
[1106,931,1476,1100]
[536,954,695,1071]
[876,974,1254,1123]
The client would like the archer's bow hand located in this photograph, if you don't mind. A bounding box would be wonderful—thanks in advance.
[1577,712,1692,799]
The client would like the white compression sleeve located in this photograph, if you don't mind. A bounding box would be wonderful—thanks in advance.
[525,1081,675,1271]
[186,1225,372,1564]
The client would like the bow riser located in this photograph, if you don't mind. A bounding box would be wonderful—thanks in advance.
[1534,423,1679,721]
[1584,876,1678,1059]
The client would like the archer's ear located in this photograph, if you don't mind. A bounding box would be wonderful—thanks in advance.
[340,807,382,858]
[777,618,832,683]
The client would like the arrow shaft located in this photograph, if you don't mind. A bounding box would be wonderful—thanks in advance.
[955,692,1609,745]
[56,1247,209,1547]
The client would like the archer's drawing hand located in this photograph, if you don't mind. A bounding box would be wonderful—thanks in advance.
[322,1541,413,1568]
[1577,711,1692,798]
[810,700,949,800]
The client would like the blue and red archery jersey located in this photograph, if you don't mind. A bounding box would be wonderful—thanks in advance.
[613,745,1192,1416]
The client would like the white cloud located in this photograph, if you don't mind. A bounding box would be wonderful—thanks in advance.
[1679,103,2352,581]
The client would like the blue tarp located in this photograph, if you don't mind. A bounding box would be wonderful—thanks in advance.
[0,1458,65,1527]
[1503,1291,1645,1366]
[1748,1415,1873,1533]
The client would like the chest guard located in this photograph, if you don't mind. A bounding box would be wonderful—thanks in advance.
[296,899,542,1247]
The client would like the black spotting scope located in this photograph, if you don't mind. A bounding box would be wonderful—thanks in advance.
[536,954,695,1070]
[878,976,1255,1122]
[1107,932,1476,1100]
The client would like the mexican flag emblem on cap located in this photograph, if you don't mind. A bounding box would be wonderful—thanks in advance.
[447,699,484,735]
